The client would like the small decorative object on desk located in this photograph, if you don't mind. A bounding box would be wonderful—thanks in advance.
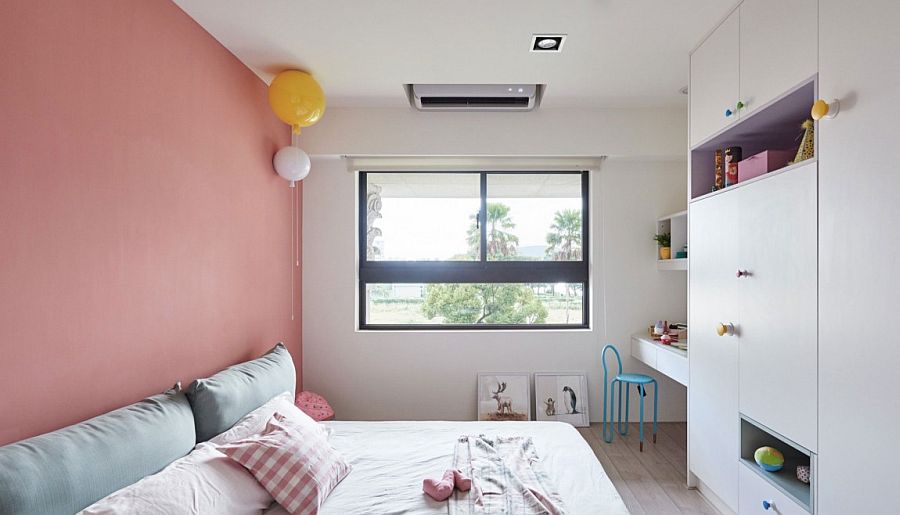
[796,465,811,484]
[653,233,671,259]
[754,446,785,472]
[724,146,742,187]
[295,391,335,421]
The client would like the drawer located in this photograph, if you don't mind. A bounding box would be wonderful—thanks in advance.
[630,337,657,368]
[657,348,688,386]
[740,464,809,515]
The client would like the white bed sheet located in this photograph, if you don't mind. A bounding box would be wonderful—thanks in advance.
[264,421,627,515]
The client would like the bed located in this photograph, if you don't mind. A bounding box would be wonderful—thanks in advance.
[264,420,628,515]
[0,344,628,515]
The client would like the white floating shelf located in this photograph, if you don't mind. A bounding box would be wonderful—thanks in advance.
[657,258,688,271]
[656,210,688,271]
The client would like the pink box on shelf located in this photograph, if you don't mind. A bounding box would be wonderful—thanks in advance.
[737,149,796,182]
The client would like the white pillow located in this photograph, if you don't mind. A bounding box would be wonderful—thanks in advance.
[209,391,328,445]
[78,443,272,515]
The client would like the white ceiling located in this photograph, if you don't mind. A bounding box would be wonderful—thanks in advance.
[174,0,734,109]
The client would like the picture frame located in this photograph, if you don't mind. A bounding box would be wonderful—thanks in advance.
[534,372,589,427]
[476,372,532,422]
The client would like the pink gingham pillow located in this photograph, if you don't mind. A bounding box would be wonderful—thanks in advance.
[218,413,350,514]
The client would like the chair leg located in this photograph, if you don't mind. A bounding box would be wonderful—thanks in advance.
[603,380,616,443]
[639,386,645,452]
[620,384,631,436]
[652,380,659,444]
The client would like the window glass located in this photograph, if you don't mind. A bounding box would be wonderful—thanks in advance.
[365,283,584,326]
[365,173,479,261]
[485,174,583,261]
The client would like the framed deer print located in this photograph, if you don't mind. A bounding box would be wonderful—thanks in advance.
[476,372,531,421]
[534,372,589,427]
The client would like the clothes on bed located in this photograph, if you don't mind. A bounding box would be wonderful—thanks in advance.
[451,435,565,515]
[262,421,628,515]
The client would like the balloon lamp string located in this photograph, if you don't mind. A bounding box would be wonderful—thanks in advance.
[290,183,295,321]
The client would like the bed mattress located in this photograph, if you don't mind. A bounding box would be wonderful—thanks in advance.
[264,420,627,515]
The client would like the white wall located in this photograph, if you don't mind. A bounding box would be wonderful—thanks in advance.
[302,156,689,422]
[297,107,687,159]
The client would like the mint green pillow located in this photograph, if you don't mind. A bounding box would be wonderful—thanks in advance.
[0,391,194,515]
[186,342,296,442]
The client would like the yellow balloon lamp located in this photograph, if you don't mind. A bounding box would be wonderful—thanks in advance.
[268,70,324,185]
[268,70,326,135]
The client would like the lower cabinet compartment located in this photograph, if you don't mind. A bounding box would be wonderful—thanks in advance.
[740,464,809,515]
[740,416,814,513]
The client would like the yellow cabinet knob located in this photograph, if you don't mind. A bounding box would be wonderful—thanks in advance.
[716,323,735,337]
[811,98,840,121]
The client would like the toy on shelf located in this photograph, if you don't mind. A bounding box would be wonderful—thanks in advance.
[713,149,724,191]
[796,465,811,484]
[792,119,815,164]
[754,446,785,472]
[724,146,742,187]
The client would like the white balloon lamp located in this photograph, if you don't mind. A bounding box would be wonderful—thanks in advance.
[273,145,311,187]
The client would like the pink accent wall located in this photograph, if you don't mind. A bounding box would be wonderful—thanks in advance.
[0,1,299,445]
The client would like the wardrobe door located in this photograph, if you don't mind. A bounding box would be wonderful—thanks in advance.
[819,1,900,512]
[738,164,818,451]
[689,10,740,146]
[739,0,817,115]
[689,192,739,511]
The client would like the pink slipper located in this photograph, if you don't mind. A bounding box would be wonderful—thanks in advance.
[453,469,472,491]
[423,469,455,501]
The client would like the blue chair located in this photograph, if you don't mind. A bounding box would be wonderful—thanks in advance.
[601,344,658,451]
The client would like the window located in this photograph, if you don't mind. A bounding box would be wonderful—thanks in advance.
[359,171,589,329]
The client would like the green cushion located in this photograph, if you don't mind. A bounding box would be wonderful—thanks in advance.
[186,342,296,442]
[0,391,195,515]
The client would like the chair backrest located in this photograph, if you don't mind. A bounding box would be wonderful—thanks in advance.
[601,344,623,385]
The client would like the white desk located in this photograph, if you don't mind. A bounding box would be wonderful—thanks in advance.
[630,334,688,386]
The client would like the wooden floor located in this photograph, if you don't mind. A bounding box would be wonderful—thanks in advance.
[577,422,719,515]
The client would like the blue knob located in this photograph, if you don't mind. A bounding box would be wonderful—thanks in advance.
[762,500,773,510]
[725,108,733,117]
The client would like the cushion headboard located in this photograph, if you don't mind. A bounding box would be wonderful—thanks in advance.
[186,342,296,443]
[0,391,195,515]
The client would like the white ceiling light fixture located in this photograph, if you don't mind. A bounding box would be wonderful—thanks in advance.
[530,34,566,52]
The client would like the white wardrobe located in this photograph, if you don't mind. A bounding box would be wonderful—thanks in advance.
[687,1,900,513]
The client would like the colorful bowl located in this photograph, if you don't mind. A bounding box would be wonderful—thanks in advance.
[754,446,785,472]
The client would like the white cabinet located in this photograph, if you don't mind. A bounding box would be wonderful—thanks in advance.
[818,1,900,512]
[738,164,817,451]
[739,0,817,116]
[689,165,818,512]
[689,191,740,511]
[740,465,808,515]
[689,10,740,146]
[690,0,818,145]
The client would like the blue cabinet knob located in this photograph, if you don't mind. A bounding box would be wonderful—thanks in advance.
[725,108,733,117]
[762,499,774,510]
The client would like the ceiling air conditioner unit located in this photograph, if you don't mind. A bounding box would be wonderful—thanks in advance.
[407,84,541,112]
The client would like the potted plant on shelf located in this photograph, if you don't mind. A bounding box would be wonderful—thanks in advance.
[653,232,672,260]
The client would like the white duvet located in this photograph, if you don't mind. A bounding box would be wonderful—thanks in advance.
[265,421,628,515]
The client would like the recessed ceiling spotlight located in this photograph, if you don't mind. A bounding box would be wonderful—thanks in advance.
[531,34,566,53]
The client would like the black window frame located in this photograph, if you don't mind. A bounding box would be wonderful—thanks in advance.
[358,170,590,330]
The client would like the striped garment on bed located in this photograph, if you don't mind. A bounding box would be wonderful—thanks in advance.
[450,435,565,515]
